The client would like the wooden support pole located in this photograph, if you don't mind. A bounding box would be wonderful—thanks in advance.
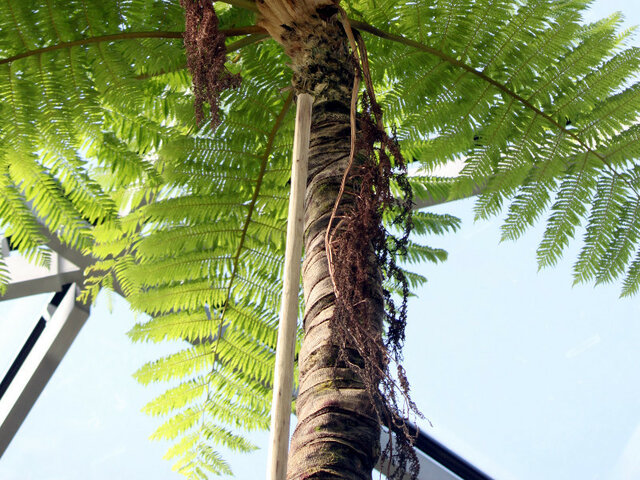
[266,93,314,480]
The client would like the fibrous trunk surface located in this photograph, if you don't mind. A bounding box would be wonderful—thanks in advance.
[257,2,382,478]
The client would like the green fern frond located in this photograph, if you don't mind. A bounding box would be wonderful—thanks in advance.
[0,256,9,294]
[358,0,640,294]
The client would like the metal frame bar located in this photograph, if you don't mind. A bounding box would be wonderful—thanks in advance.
[378,423,493,480]
[0,283,90,457]
[1,250,84,300]
[408,424,493,480]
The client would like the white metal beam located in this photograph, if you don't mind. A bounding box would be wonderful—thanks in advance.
[1,250,83,301]
[0,283,90,457]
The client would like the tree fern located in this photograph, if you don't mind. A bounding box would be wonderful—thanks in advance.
[2,0,640,477]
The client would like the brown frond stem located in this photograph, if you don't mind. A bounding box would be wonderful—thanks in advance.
[211,90,293,361]
[356,33,383,131]
[348,19,640,198]
[198,91,294,448]
[0,25,265,64]
[324,7,362,298]
[325,71,360,298]
[0,31,184,65]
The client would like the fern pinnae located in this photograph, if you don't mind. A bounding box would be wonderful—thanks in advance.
[234,274,281,308]
[134,344,216,386]
[458,0,502,61]
[0,256,9,294]
[501,181,553,242]
[410,211,461,235]
[129,313,210,344]
[481,112,547,216]
[460,98,517,204]
[3,0,32,50]
[225,303,279,348]
[145,380,209,419]
[406,175,454,204]
[537,152,597,269]
[200,425,257,452]
[595,195,640,285]
[8,159,92,249]
[4,0,640,475]
[578,83,640,143]
[553,48,640,120]
[206,373,270,411]
[215,335,274,384]
[573,172,625,284]
[620,246,640,297]
[136,225,245,260]
[478,0,542,74]
[599,124,640,170]
[130,254,236,290]
[44,153,118,225]
[152,405,208,441]
[202,395,270,431]
[435,0,466,52]
[504,7,580,90]
[0,176,50,264]
[156,91,292,475]
[496,112,541,176]
[130,281,230,316]
[525,15,622,105]
[143,195,250,224]
[390,56,447,118]
[403,242,449,264]
[206,90,292,347]
[2,63,38,151]
[370,8,640,238]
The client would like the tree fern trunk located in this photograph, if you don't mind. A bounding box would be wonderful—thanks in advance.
[279,13,382,480]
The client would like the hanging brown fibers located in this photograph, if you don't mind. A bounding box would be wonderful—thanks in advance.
[181,0,240,129]
[326,15,422,480]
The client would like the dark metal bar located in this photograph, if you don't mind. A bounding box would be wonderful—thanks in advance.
[407,422,494,480]
[0,318,47,401]
[0,283,89,457]
[0,284,73,400]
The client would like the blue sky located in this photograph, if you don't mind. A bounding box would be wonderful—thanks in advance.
[1,1,640,479]
[405,197,640,480]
